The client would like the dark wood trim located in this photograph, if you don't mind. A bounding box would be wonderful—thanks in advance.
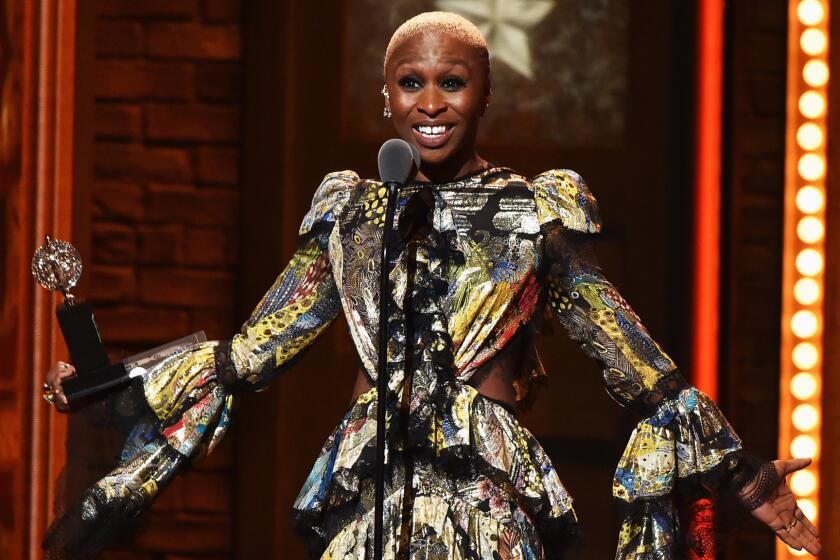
[30,0,81,554]
[819,0,840,553]
[236,0,289,556]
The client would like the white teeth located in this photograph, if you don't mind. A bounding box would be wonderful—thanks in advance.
[417,125,447,135]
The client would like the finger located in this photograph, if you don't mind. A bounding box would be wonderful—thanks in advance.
[792,523,821,557]
[801,532,821,556]
[766,515,786,532]
[806,537,822,556]
[784,457,812,474]
[798,509,820,540]
[786,512,822,555]
[789,521,809,545]
[58,363,77,379]
[54,384,68,404]
[775,528,803,551]
[45,369,59,386]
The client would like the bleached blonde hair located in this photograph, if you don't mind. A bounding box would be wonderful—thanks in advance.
[383,11,490,77]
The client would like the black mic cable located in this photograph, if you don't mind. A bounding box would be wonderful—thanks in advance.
[373,139,420,560]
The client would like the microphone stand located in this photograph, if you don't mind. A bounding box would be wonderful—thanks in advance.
[374,181,399,560]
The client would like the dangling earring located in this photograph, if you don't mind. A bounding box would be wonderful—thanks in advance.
[382,84,391,119]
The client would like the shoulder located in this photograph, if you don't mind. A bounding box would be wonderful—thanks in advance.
[530,168,601,234]
[299,170,361,235]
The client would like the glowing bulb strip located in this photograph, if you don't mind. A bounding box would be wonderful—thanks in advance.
[779,1,828,556]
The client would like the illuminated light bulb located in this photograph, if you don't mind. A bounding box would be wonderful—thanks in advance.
[791,372,819,400]
[792,343,819,369]
[798,498,817,522]
[791,434,818,458]
[803,60,829,87]
[789,546,809,557]
[797,216,825,243]
[799,91,826,118]
[798,0,826,25]
[792,403,819,431]
[791,470,817,496]
[797,123,824,150]
[791,310,819,338]
[796,248,824,276]
[794,278,821,305]
[801,28,827,55]
[796,185,824,213]
[798,153,826,181]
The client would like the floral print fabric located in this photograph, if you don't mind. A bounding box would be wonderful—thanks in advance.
[49,167,747,560]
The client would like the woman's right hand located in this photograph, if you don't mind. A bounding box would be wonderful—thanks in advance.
[44,361,76,412]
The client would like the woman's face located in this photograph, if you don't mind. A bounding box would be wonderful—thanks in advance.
[385,31,490,176]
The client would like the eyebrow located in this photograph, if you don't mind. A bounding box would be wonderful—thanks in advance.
[393,56,472,70]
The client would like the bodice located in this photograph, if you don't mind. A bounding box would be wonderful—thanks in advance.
[329,167,546,387]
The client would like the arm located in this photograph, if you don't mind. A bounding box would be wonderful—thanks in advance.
[43,171,358,556]
[143,170,356,458]
[534,169,820,557]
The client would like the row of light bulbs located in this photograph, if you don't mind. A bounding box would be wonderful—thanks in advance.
[784,1,827,555]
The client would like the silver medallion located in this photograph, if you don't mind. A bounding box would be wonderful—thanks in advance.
[31,235,83,303]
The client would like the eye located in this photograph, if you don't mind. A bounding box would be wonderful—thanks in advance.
[440,76,466,91]
[398,76,422,91]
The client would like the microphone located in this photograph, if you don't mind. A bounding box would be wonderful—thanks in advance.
[373,138,419,560]
[377,138,420,186]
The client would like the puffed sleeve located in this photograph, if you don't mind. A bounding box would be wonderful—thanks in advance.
[533,169,753,558]
[43,171,359,557]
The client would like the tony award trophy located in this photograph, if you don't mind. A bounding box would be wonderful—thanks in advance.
[32,235,130,403]
[33,235,207,406]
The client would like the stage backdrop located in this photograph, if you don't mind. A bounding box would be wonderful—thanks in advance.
[238,1,695,559]
[341,0,629,148]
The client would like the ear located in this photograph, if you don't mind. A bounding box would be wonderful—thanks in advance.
[481,78,493,117]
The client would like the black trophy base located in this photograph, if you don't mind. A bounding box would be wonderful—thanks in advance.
[56,301,110,373]
[62,362,130,404]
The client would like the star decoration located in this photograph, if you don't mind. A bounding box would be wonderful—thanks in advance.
[435,0,555,79]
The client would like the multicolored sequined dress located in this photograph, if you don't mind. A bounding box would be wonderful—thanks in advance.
[47,167,752,559]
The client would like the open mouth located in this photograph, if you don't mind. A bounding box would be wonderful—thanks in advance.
[411,123,455,148]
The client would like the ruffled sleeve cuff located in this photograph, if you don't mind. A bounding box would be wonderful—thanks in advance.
[42,342,236,557]
[613,386,743,502]
[611,386,758,559]
[141,340,236,459]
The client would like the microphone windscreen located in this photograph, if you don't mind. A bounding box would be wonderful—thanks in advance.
[378,139,417,185]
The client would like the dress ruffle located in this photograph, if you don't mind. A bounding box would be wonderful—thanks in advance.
[612,387,744,559]
[42,382,188,558]
[291,383,578,558]
[613,387,742,502]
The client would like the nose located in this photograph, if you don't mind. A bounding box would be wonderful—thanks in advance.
[417,87,446,118]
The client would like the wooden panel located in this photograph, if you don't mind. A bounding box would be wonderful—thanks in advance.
[0,0,79,556]
[0,2,32,554]
[820,0,840,554]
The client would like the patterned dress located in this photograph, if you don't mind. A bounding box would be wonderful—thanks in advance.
[52,167,751,559]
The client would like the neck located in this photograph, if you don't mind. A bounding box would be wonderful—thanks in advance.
[416,151,488,183]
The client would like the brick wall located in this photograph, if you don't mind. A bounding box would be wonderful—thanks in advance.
[87,1,243,557]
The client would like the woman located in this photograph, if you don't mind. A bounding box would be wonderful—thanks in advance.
[44,11,820,559]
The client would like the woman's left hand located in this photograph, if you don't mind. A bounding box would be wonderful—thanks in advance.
[748,458,821,555]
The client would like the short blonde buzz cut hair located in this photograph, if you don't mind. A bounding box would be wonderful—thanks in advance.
[383,11,489,78]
